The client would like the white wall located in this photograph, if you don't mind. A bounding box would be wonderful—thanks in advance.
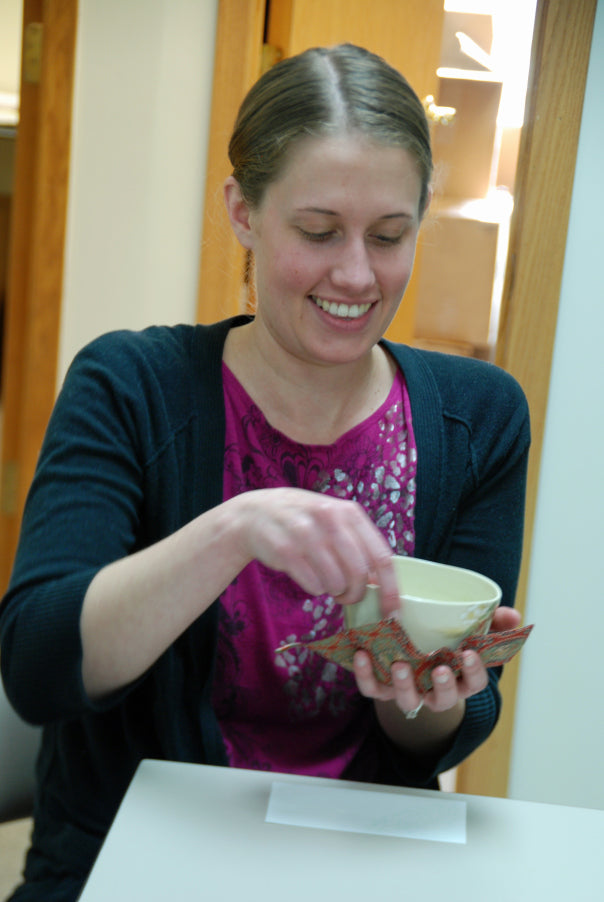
[508,0,604,809]
[58,0,218,383]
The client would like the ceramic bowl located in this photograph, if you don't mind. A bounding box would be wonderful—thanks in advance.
[343,556,501,653]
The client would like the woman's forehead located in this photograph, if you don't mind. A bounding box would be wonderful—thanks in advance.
[266,134,422,209]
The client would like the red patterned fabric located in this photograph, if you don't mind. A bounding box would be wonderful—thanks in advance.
[276,620,533,693]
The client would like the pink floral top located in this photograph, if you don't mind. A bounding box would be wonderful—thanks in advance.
[212,362,417,778]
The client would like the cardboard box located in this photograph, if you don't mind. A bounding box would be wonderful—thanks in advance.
[413,199,507,350]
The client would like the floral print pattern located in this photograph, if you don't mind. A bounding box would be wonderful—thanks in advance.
[212,364,417,777]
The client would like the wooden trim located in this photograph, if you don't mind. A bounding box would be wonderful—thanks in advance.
[0,0,43,589]
[0,0,78,592]
[195,0,265,324]
[455,0,598,797]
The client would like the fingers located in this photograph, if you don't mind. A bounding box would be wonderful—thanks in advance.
[490,605,521,632]
[390,661,425,712]
[454,651,488,698]
[367,555,402,619]
[428,652,487,708]
[316,499,396,607]
[353,651,426,712]
[353,649,489,714]
[244,489,395,602]
[353,651,396,702]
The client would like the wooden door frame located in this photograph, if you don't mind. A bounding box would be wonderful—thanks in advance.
[195,0,265,327]
[0,0,78,590]
[198,0,598,797]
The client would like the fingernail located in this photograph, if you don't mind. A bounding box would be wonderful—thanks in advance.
[434,670,449,684]
[394,665,411,681]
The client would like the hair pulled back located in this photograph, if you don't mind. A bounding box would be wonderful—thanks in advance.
[228,43,432,214]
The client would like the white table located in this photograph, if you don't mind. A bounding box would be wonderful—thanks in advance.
[79,759,604,901]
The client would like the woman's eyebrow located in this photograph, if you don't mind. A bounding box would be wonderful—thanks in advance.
[295,206,339,215]
[378,212,414,221]
[295,207,413,220]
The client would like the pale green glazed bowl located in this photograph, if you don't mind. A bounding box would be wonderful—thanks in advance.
[344,556,501,653]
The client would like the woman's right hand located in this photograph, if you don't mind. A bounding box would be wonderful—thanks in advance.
[237,487,401,616]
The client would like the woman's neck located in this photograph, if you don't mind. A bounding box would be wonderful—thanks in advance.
[223,320,396,445]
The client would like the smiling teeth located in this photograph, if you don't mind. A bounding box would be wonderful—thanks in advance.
[312,297,372,319]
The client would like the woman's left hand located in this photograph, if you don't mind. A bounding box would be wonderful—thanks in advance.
[352,605,521,717]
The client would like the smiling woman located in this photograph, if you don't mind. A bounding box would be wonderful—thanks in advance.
[0,43,529,901]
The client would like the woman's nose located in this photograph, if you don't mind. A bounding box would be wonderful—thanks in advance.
[331,238,376,293]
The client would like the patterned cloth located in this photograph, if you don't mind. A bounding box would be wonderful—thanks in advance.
[277,620,534,693]
[212,363,417,777]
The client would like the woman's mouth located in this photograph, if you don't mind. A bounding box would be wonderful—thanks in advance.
[310,296,373,319]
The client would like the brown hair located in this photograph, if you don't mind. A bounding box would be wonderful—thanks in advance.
[228,44,432,215]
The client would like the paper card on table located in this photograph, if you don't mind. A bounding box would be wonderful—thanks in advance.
[266,781,466,844]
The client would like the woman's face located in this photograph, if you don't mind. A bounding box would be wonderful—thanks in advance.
[230,134,424,369]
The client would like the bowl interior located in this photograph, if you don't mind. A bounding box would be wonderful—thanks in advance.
[391,556,501,606]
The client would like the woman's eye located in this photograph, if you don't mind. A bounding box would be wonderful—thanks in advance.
[297,227,405,245]
[298,228,334,243]
[372,233,404,246]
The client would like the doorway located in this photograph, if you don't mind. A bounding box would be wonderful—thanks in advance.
[0,0,77,589]
[413,0,537,363]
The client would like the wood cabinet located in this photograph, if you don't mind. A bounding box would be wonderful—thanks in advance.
[413,194,510,356]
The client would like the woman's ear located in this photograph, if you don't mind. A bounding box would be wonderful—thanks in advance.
[224,177,255,249]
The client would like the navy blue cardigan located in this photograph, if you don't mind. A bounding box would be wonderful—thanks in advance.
[1,317,530,898]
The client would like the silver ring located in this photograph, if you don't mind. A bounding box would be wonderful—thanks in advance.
[404,700,424,720]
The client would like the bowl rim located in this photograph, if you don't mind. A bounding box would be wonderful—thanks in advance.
[369,556,502,605]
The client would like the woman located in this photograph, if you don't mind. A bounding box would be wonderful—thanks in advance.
[0,45,529,900]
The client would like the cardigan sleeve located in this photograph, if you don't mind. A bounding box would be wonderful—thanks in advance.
[0,332,161,725]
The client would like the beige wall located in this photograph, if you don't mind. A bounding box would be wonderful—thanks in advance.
[0,0,22,95]
[58,0,219,383]
[0,0,22,127]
